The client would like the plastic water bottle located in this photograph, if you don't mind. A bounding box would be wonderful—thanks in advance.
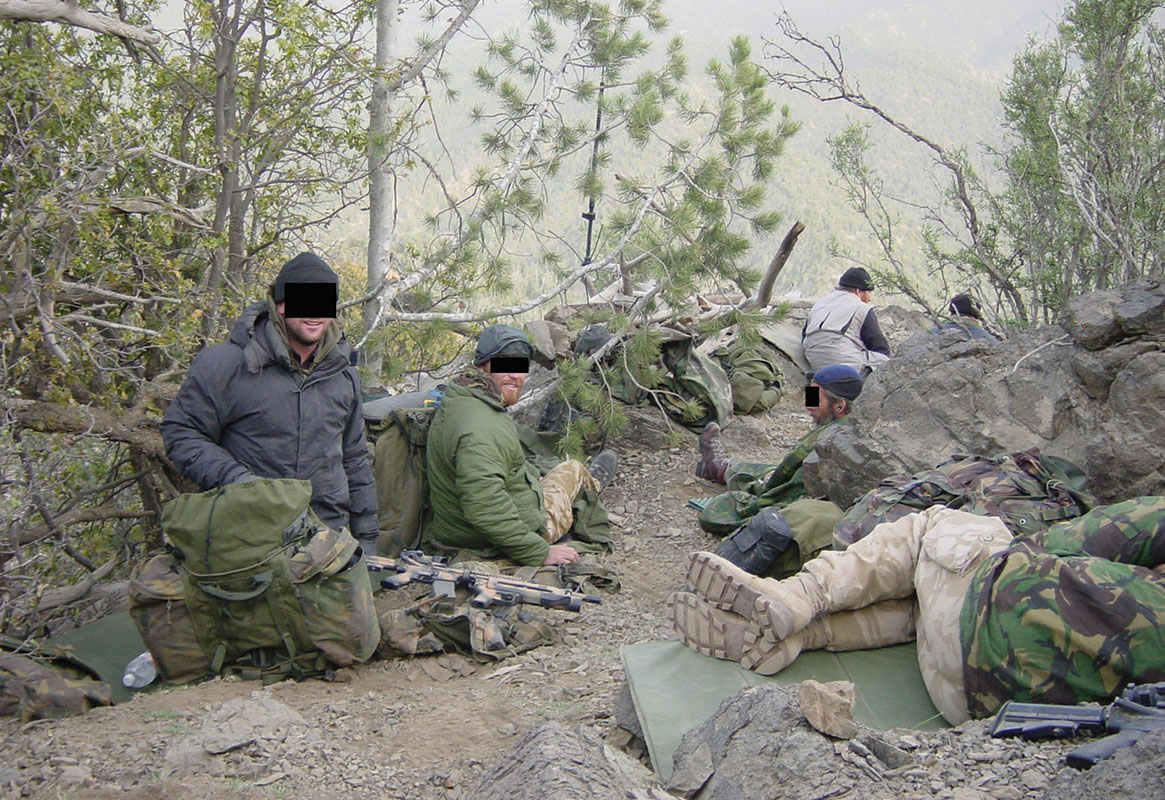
[122,651,157,689]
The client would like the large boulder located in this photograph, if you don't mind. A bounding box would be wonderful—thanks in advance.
[805,278,1165,507]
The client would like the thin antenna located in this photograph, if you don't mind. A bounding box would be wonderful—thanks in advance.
[581,79,606,271]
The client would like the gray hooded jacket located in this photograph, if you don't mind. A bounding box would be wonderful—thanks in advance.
[161,302,377,543]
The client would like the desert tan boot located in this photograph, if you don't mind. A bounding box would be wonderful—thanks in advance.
[686,551,824,640]
[668,591,751,661]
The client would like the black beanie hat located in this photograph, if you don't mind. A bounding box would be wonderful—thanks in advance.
[947,293,982,319]
[838,267,874,292]
[272,252,339,303]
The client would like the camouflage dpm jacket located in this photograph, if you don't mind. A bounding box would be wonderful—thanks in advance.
[960,496,1165,718]
[698,418,847,536]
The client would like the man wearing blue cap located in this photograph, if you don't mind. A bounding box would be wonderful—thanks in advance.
[426,324,618,566]
[690,364,864,577]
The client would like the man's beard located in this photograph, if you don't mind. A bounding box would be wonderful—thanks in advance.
[288,321,327,348]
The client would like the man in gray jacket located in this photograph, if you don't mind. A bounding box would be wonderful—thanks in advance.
[801,267,890,375]
[161,252,378,549]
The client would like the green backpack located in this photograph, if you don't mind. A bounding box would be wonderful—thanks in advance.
[658,339,734,429]
[833,448,1096,549]
[366,394,441,557]
[129,478,379,683]
[713,339,785,415]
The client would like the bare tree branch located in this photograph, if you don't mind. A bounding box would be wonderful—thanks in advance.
[743,221,804,309]
[0,0,161,44]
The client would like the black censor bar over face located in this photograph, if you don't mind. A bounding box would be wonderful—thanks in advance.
[490,356,530,374]
[283,282,337,318]
[805,385,820,407]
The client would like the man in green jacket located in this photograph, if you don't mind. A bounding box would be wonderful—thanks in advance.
[427,325,617,566]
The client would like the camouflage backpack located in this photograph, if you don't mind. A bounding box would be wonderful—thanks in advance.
[658,338,734,429]
[833,447,1096,549]
[712,339,785,415]
[128,478,380,684]
[364,390,443,557]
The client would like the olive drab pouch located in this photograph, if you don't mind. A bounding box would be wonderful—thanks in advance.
[287,525,379,666]
[833,448,1096,549]
[129,478,378,684]
[378,597,554,662]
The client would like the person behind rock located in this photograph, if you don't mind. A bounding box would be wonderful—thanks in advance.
[801,267,890,375]
[161,252,378,551]
[933,293,999,343]
[691,365,863,575]
[669,496,1165,724]
[427,324,618,566]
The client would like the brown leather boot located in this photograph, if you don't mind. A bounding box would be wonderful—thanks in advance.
[668,590,753,662]
[741,597,917,675]
[695,422,730,484]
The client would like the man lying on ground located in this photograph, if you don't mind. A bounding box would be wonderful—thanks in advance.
[670,497,1165,723]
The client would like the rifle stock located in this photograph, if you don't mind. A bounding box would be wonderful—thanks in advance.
[991,683,1165,769]
[366,551,601,613]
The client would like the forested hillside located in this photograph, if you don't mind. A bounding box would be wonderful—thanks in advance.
[326,0,1070,301]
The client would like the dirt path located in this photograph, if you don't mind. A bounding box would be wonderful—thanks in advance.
[0,403,811,800]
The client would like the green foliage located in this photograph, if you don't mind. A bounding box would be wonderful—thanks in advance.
[999,0,1164,321]
[806,0,1164,326]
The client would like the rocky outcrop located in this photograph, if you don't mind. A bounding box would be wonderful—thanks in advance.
[666,684,913,800]
[470,722,669,800]
[805,278,1165,507]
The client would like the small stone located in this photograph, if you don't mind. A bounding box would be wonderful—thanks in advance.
[57,765,93,788]
[799,679,857,739]
[0,769,20,788]
[1020,769,1049,791]
[989,787,1023,800]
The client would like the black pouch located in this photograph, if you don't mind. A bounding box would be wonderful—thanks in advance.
[714,507,795,575]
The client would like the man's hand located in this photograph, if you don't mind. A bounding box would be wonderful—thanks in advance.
[543,544,579,565]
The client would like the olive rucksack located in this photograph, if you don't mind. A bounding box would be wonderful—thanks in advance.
[712,339,785,415]
[364,390,443,557]
[129,478,379,684]
[833,448,1096,549]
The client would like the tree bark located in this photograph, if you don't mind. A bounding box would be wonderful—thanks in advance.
[6,398,167,459]
[744,220,804,309]
[0,0,161,44]
[363,0,401,390]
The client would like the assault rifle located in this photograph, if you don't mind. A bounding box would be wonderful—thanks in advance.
[990,682,1165,768]
[366,551,601,613]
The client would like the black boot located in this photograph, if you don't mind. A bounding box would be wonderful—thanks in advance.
[586,449,618,491]
[714,507,795,576]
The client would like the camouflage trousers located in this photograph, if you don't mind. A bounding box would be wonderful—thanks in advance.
[785,506,1014,724]
[540,459,599,542]
[960,496,1165,717]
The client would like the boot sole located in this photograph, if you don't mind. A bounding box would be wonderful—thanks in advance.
[686,552,800,641]
[667,591,746,662]
[740,628,798,676]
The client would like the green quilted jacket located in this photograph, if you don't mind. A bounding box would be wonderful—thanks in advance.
[426,377,549,565]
